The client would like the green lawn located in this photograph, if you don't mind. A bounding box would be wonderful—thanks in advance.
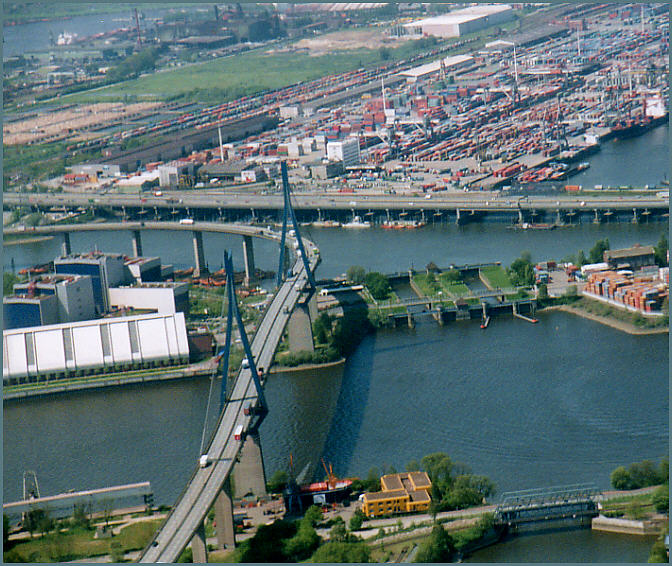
[60,42,422,104]
[479,266,512,289]
[4,519,164,563]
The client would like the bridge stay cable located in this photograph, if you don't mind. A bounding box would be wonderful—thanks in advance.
[276,161,317,296]
[213,251,268,429]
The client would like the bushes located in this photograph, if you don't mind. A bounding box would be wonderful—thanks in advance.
[610,458,668,490]
[364,272,391,301]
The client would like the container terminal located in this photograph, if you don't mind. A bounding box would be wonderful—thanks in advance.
[4,4,669,202]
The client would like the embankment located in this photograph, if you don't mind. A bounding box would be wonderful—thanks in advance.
[540,305,668,335]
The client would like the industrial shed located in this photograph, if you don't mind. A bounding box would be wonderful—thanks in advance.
[3,312,190,383]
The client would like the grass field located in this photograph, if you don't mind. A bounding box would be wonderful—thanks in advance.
[60,43,418,103]
[479,265,513,289]
[4,519,164,563]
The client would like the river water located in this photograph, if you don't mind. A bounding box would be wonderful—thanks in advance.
[3,54,669,562]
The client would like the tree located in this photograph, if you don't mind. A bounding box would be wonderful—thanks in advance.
[329,517,347,542]
[4,272,19,296]
[588,238,610,264]
[72,504,90,529]
[414,524,456,563]
[349,509,365,531]
[365,467,381,492]
[284,517,321,561]
[312,313,333,345]
[311,541,371,563]
[576,249,587,266]
[508,256,535,287]
[652,484,668,513]
[406,459,421,472]
[364,272,391,301]
[654,233,668,266]
[24,508,46,538]
[611,466,631,490]
[237,520,297,562]
[659,458,668,483]
[303,505,323,527]
[537,283,548,300]
[379,47,391,60]
[628,460,661,489]
[267,470,288,494]
[347,265,366,284]
[421,453,454,495]
[3,514,10,547]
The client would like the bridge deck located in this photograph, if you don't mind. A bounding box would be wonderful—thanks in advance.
[138,244,318,563]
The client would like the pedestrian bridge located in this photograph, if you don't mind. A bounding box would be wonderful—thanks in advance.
[494,484,601,530]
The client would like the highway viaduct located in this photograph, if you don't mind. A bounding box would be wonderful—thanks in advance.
[3,191,668,226]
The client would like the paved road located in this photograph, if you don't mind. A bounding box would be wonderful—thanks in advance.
[138,233,318,563]
[3,191,668,215]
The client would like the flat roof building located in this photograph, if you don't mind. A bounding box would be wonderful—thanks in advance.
[55,252,129,315]
[3,312,190,383]
[361,471,432,518]
[604,245,656,270]
[402,5,513,38]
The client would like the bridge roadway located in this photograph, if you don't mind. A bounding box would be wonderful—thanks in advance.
[2,220,281,242]
[4,191,668,216]
[138,241,317,562]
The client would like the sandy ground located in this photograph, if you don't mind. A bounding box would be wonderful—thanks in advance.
[4,102,162,145]
[291,29,410,57]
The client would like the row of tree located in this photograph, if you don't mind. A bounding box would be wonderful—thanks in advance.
[610,457,668,491]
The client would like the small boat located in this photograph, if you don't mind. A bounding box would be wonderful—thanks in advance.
[342,216,371,228]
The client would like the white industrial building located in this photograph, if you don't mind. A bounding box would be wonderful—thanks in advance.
[108,282,189,315]
[402,4,513,38]
[398,54,474,83]
[326,138,361,167]
[158,161,194,188]
[3,312,190,383]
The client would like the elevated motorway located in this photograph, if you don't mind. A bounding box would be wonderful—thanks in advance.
[4,191,668,218]
[137,233,318,563]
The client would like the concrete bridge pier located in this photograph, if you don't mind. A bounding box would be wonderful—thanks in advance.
[593,209,601,224]
[632,208,639,224]
[407,312,415,328]
[455,208,461,225]
[61,232,71,256]
[192,230,207,278]
[190,520,208,564]
[233,431,267,499]
[214,477,235,549]
[243,235,256,287]
[131,230,143,257]
[386,209,391,222]
[288,303,314,353]
[555,209,563,225]
[517,208,524,224]
[434,307,444,326]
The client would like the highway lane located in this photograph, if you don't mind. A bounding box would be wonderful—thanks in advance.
[140,241,317,563]
[3,191,668,214]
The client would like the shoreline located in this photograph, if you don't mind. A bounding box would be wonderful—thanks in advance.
[268,357,346,374]
[540,304,669,335]
[3,235,54,246]
[3,364,215,402]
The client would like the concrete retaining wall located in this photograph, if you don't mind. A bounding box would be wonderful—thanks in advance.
[592,515,663,535]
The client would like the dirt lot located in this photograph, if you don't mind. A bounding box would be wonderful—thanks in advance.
[4,102,163,145]
[290,29,410,57]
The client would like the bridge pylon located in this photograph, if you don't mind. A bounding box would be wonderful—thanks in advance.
[276,161,316,297]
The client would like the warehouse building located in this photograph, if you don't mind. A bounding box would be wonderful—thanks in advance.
[398,54,474,83]
[12,274,96,325]
[402,4,513,38]
[108,282,189,315]
[3,312,190,384]
[326,138,361,167]
[603,244,656,270]
[125,256,163,283]
[361,472,432,518]
[55,253,129,314]
[3,295,59,330]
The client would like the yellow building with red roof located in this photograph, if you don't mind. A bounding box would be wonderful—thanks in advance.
[361,471,432,518]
